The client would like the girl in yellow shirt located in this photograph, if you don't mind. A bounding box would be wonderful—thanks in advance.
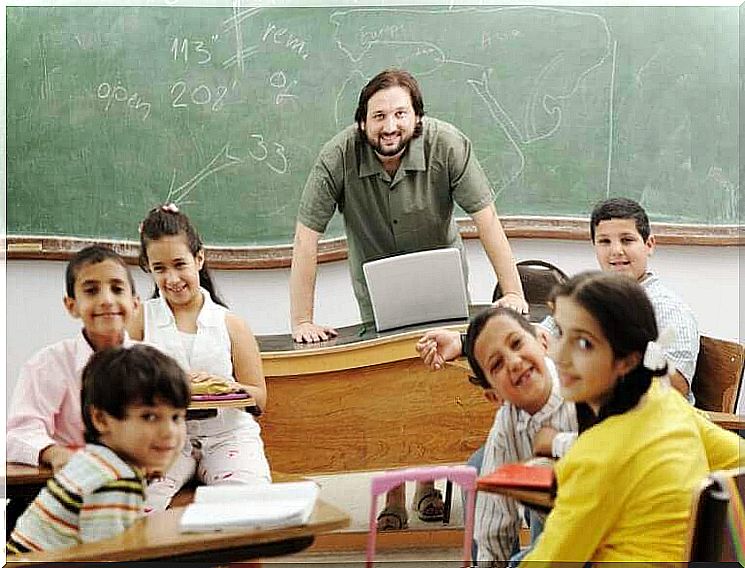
[521,271,743,565]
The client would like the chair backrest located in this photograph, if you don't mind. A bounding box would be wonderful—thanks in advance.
[692,336,745,413]
[493,260,568,321]
[686,467,745,561]
[366,465,477,568]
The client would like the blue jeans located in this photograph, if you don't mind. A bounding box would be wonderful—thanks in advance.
[507,510,544,566]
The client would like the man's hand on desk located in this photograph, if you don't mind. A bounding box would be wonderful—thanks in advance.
[292,321,339,343]
[40,444,76,472]
[416,329,462,370]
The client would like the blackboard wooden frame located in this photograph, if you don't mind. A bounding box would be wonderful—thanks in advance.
[7,218,742,269]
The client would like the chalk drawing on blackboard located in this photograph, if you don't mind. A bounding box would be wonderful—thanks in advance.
[221,44,259,70]
[222,7,263,77]
[330,6,613,196]
[167,143,242,206]
[38,33,51,100]
[222,7,263,30]
[604,40,618,197]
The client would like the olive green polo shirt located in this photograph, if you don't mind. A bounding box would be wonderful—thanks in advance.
[298,117,495,323]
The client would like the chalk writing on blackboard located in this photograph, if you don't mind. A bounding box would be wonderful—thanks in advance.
[331,6,613,197]
[6,5,739,247]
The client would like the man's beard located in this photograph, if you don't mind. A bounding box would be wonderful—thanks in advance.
[366,131,412,157]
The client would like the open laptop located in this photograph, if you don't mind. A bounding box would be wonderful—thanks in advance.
[363,248,469,332]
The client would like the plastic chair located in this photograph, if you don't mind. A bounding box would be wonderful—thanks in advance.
[366,465,477,568]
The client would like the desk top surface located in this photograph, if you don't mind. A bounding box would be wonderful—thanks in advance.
[257,304,549,354]
[478,482,555,510]
[8,498,349,564]
[188,396,256,410]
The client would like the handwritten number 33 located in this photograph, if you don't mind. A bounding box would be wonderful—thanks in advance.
[248,135,288,174]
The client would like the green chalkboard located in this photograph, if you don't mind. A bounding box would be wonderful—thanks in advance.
[6,5,739,246]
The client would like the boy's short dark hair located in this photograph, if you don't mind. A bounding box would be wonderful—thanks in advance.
[590,197,652,243]
[65,245,136,298]
[81,345,190,443]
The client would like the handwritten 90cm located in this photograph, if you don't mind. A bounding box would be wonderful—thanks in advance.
[97,81,152,121]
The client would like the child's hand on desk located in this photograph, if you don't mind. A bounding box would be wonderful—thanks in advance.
[416,329,462,370]
[40,444,77,472]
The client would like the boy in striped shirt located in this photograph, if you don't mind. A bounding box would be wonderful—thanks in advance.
[7,344,189,554]
[418,308,579,564]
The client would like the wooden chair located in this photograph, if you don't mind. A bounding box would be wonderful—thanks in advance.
[686,467,745,561]
[692,336,745,413]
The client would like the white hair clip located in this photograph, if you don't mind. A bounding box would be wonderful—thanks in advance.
[643,326,676,371]
[161,203,179,213]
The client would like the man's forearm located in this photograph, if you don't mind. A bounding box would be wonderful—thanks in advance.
[472,205,524,299]
[289,223,320,327]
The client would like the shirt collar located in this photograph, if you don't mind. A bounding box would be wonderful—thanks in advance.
[399,129,426,171]
[639,271,657,288]
[87,443,144,481]
[152,287,222,328]
[74,329,133,374]
[515,358,564,432]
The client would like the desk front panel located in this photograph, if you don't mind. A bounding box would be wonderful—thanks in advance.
[260,350,494,475]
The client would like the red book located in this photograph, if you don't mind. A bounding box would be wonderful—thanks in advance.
[477,462,556,493]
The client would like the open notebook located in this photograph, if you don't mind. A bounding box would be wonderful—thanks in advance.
[363,247,469,332]
[179,481,319,533]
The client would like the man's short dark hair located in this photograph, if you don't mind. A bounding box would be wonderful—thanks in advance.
[81,345,190,443]
[354,68,425,137]
[65,245,136,298]
[590,197,652,243]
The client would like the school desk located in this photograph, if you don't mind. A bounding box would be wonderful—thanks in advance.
[477,481,555,512]
[188,396,256,410]
[256,305,502,476]
[7,498,349,565]
[706,411,745,431]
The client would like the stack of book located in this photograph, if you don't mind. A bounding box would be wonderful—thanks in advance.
[179,481,320,533]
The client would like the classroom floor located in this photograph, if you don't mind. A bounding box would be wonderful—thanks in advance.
[266,470,468,565]
[311,470,468,532]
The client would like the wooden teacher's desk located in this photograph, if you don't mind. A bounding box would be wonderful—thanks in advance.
[7,499,349,565]
[256,306,500,476]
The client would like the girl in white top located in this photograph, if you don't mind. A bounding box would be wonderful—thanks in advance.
[130,203,271,511]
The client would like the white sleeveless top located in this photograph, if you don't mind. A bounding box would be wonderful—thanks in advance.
[143,288,257,435]
[143,288,233,380]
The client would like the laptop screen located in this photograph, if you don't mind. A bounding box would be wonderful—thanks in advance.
[363,248,469,332]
